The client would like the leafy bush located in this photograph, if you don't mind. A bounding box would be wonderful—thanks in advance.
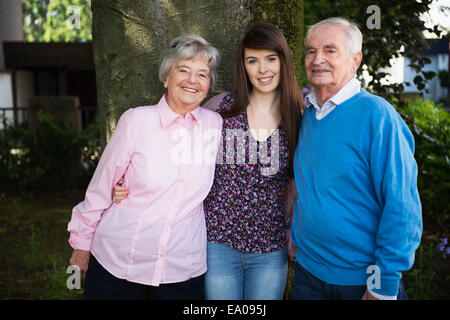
[395,99,450,231]
[0,118,29,189]
[404,242,439,299]
[0,111,100,193]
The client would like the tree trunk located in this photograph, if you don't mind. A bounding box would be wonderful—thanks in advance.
[92,0,303,146]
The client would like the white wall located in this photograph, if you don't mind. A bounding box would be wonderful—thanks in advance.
[403,54,449,101]
[0,71,14,129]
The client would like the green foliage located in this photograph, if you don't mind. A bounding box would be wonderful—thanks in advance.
[438,70,450,88]
[22,0,50,42]
[0,118,28,188]
[22,0,92,42]
[395,99,450,230]
[283,259,295,300]
[403,242,445,300]
[304,0,444,98]
[0,111,100,193]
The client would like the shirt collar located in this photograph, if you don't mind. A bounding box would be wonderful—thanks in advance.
[305,77,361,109]
[157,95,203,128]
[305,90,318,110]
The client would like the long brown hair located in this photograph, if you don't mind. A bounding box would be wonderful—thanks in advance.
[224,22,303,177]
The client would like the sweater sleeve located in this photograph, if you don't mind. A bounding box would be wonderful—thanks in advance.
[67,109,136,251]
[368,106,422,296]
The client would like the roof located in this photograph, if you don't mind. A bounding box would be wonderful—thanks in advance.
[2,41,94,69]
[424,38,449,55]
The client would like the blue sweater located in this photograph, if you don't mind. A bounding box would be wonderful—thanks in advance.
[292,90,422,296]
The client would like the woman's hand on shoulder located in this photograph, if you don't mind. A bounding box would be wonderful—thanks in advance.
[112,178,129,203]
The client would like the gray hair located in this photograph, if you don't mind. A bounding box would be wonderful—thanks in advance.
[305,17,363,56]
[159,35,220,91]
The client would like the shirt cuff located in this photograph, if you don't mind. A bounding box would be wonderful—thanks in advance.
[368,288,397,300]
[69,233,92,251]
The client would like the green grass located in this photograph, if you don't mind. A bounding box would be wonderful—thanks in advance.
[0,191,84,299]
[0,190,448,300]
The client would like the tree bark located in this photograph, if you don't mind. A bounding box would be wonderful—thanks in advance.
[92,0,303,146]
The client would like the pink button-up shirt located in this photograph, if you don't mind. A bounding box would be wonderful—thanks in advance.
[68,95,223,286]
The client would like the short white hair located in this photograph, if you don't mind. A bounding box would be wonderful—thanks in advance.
[159,35,220,91]
[305,17,363,56]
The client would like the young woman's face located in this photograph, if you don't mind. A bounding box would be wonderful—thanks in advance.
[244,48,281,95]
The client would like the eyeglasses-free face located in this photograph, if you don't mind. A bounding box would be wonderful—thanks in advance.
[305,25,362,98]
[165,55,211,115]
[244,48,281,95]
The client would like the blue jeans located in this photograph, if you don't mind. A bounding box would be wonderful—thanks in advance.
[205,242,288,300]
[291,262,408,300]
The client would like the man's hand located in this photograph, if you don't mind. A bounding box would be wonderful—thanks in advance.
[286,229,296,261]
[361,289,379,300]
[69,249,90,273]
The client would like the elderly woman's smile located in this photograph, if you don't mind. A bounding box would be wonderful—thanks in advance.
[165,56,211,116]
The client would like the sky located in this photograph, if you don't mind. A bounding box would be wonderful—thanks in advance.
[421,0,450,38]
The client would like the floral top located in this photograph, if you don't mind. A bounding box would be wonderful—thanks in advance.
[203,92,290,253]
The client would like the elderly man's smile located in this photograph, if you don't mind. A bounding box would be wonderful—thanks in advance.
[311,68,331,74]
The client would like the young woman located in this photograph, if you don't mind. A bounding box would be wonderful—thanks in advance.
[201,22,302,300]
[113,22,303,300]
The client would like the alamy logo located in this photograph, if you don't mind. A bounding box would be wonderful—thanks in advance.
[66,5,81,30]
[170,128,281,176]
[366,5,381,30]
[66,265,81,290]
[366,265,381,290]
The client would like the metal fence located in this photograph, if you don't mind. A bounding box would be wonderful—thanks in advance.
[0,107,28,130]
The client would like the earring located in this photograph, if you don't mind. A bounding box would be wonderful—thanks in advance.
[164,81,168,88]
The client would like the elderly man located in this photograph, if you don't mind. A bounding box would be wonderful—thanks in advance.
[291,17,422,300]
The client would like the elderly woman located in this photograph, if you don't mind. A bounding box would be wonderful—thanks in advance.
[67,35,222,300]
